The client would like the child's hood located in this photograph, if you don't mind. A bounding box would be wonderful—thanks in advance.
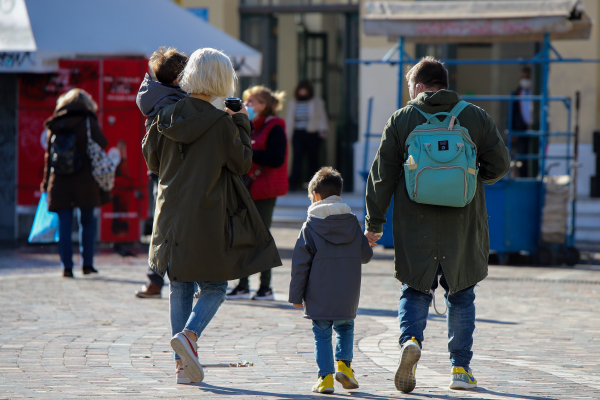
[136,73,188,117]
[306,196,359,245]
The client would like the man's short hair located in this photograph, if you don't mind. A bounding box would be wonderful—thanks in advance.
[148,47,188,84]
[405,56,449,90]
[308,167,343,200]
[521,66,532,75]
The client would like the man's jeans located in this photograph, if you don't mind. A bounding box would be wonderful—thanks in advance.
[312,320,354,377]
[169,280,227,361]
[56,208,95,270]
[398,267,476,368]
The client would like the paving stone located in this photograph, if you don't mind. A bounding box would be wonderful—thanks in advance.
[1,225,600,398]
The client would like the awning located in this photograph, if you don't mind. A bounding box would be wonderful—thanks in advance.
[0,0,261,75]
[0,0,35,52]
[363,0,592,43]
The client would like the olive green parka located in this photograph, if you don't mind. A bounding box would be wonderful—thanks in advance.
[142,97,282,282]
[365,91,510,294]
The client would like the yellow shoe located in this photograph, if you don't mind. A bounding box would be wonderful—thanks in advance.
[449,366,477,390]
[312,374,334,394]
[395,337,421,393]
[335,360,359,389]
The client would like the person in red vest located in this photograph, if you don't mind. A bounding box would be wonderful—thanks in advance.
[227,86,288,301]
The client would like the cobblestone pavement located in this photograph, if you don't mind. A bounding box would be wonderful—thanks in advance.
[1,225,600,399]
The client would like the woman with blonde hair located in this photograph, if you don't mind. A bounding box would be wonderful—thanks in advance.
[142,48,281,385]
[226,85,288,301]
[41,88,109,278]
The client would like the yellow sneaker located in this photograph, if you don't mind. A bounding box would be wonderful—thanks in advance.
[395,337,421,393]
[312,374,334,394]
[335,360,359,389]
[449,366,477,390]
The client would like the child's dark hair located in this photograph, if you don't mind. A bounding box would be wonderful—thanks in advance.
[308,167,343,200]
[148,47,188,84]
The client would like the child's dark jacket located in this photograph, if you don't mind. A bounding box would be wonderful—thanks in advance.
[289,196,373,320]
[136,73,187,132]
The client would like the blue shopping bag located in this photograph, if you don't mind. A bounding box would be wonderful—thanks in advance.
[28,193,59,243]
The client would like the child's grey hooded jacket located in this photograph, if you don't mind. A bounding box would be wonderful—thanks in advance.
[289,196,373,320]
[136,73,188,132]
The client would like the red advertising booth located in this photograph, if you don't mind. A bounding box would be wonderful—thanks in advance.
[17,59,149,242]
[0,0,261,242]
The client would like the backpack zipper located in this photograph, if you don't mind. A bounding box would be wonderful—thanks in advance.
[414,166,467,199]
[405,128,477,154]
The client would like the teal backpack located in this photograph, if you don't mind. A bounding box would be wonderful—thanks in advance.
[404,100,478,207]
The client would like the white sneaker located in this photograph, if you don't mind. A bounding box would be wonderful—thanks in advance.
[170,332,204,383]
[395,337,421,393]
[176,365,190,384]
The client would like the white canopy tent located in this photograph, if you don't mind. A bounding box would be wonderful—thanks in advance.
[0,0,261,75]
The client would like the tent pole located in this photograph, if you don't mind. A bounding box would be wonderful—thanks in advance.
[539,33,550,178]
[398,36,405,109]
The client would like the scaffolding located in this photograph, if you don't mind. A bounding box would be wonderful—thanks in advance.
[350,0,598,265]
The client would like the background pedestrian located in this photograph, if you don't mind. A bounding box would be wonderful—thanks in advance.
[287,81,329,191]
[41,89,109,278]
[227,85,288,301]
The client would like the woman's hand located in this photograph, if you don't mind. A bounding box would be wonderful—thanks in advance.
[293,303,303,309]
[225,103,249,117]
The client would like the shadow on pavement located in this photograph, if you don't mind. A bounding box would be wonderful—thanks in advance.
[418,387,559,400]
[194,382,401,399]
[224,301,517,325]
[87,276,147,286]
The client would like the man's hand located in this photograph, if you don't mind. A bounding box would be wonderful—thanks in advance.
[293,303,303,309]
[364,230,382,247]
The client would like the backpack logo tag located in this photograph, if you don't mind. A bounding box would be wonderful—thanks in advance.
[438,140,449,151]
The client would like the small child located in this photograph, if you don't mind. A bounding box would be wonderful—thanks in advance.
[289,167,373,394]
[136,46,188,132]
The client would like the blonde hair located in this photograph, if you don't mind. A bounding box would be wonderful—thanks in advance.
[243,86,285,117]
[55,88,98,113]
[179,48,236,99]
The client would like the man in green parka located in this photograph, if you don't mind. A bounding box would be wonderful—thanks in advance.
[364,57,510,393]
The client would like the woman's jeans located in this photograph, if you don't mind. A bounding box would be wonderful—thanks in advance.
[312,320,354,377]
[398,267,476,368]
[170,280,227,360]
[56,208,95,270]
[238,197,277,290]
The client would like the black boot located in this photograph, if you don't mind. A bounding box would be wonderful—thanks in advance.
[63,269,74,278]
[82,265,98,275]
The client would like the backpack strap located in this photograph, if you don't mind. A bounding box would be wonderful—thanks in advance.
[448,100,470,118]
[409,105,433,122]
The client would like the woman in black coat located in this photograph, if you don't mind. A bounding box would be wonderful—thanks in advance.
[41,89,109,278]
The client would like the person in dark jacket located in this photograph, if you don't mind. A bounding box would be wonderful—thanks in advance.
[226,86,289,301]
[142,48,282,385]
[135,47,188,299]
[289,167,373,394]
[286,80,329,191]
[365,57,510,393]
[41,89,109,278]
[511,66,537,177]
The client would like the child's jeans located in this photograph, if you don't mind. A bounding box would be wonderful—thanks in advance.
[312,319,354,377]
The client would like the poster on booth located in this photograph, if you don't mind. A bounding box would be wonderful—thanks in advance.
[99,59,148,243]
[17,59,148,243]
